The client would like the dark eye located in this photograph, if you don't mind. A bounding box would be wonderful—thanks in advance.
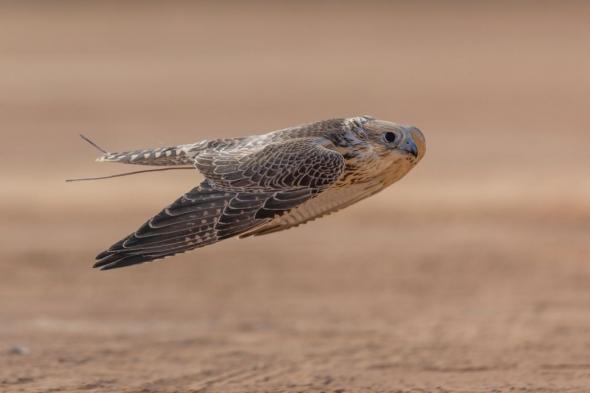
[384,132,397,143]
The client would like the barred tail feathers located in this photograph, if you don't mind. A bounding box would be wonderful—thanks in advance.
[97,142,207,166]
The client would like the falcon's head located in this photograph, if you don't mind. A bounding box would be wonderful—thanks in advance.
[349,118,425,186]
[362,119,426,163]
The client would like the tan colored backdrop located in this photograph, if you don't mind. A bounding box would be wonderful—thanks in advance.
[1,2,589,392]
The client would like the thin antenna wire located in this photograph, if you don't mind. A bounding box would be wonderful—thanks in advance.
[80,134,108,154]
[65,166,195,183]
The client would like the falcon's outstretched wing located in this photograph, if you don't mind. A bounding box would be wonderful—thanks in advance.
[194,138,344,191]
[241,180,386,237]
[94,139,345,270]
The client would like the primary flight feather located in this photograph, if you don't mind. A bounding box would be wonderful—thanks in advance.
[91,116,425,270]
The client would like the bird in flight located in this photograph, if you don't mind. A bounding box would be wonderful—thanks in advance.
[86,116,425,270]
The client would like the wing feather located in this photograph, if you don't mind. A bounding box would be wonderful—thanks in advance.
[94,138,346,269]
[240,180,386,238]
[195,138,345,191]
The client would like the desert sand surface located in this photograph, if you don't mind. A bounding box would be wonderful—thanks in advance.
[1,2,590,392]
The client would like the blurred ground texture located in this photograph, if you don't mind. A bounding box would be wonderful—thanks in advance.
[1,2,590,392]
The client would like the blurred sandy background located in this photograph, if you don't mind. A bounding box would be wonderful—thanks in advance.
[1,2,589,392]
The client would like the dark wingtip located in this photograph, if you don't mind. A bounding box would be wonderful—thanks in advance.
[93,252,151,270]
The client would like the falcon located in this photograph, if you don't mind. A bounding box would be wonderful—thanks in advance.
[89,116,425,270]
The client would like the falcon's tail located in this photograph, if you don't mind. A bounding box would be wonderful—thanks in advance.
[97,142,206,167]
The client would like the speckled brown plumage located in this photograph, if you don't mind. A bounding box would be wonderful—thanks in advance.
[93,116,426,270]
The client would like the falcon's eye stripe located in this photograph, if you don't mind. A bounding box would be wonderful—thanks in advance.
[384,132,397,143]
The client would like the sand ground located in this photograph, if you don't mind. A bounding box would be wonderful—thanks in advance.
[1,3,589,392]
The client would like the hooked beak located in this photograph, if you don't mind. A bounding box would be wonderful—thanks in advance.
[400,138,419,158]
